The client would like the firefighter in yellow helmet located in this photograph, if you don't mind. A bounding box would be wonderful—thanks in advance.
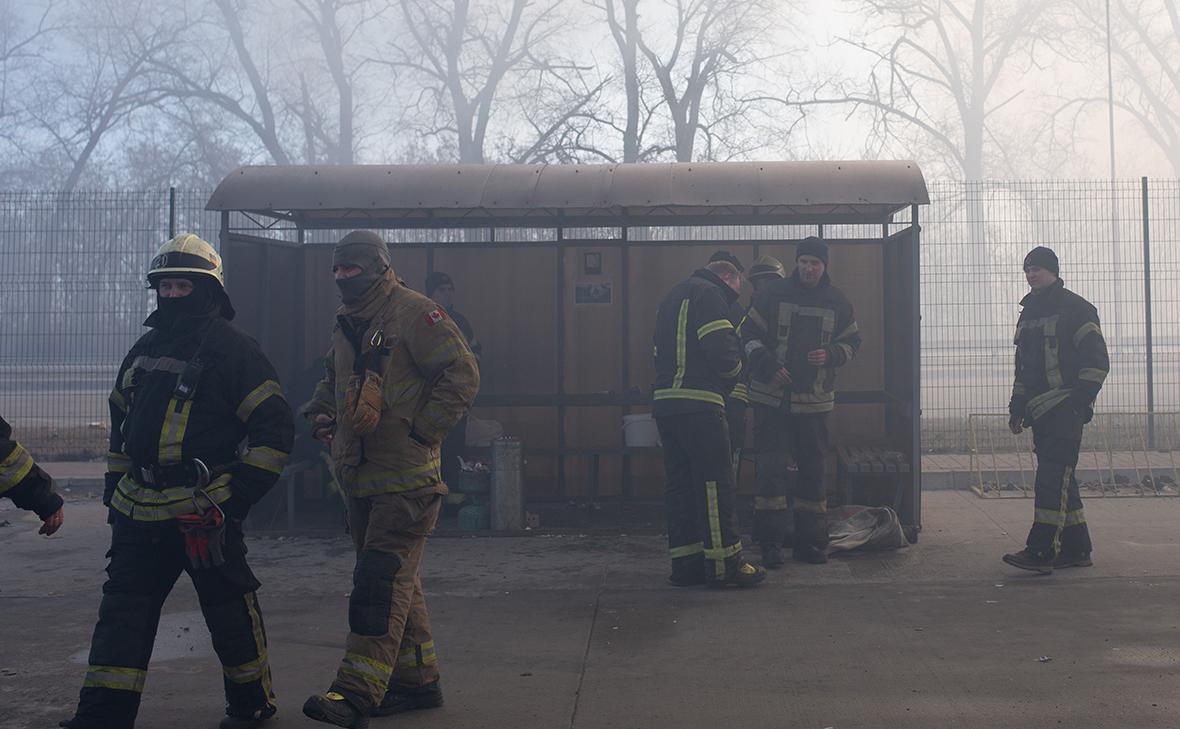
[62,234,294,729]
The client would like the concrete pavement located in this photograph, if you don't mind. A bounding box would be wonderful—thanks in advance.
[2,491,1178,729]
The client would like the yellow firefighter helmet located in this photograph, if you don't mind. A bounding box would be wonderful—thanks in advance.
[147,233,224,288]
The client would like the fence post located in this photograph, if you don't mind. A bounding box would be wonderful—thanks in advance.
[1142,176,1154,449]
[168,186,177,238]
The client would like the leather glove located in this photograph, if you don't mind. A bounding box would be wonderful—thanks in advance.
[348,371,383,436]
[177,507,226,569]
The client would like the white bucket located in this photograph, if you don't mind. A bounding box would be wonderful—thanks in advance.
[623,413,661,447]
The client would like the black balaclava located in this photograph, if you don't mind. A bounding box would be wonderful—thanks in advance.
[334,230,391,304]
[152,275,223,329]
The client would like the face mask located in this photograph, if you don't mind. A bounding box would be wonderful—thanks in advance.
[154,279,219,324]
[336,270,381,304]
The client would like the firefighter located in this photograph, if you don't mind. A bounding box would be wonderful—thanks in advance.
[1003,246,1108,574]
[742,238,860,567]
[424,271,481,489]
[654,259,765,589]
[301,231,479,728]
[708,250,749,471]
[61,234,294,729]
[0,415,64,535]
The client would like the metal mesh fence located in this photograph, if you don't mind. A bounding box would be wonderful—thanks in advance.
[1,181,1177,459]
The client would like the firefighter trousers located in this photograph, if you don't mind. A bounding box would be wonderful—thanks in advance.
[725,397,748,476]
[752,407,830,550]
[656,409,744,581]
[1027,403,1092,556]
[330,491,441,710]
[69,517,271,729]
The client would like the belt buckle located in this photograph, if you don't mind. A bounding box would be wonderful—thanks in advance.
[138,466,155,485]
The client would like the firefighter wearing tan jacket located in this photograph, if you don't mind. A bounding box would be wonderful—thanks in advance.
[301,230,479,729]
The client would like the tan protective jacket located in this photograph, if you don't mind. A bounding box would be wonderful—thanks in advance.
[304,270,480,497]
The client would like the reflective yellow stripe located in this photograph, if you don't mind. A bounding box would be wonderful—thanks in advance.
[834,343,855,361]
[1034,508,1065,526]
[423,338,471,367]
[704,481,726,577]
[729,383,749,403]
[243,593,272,697]
[242,446,288,475]
[720,361,742,380]
[398,640,438,667]
[703,542,742,560]
[791,401,834,414]
[835,321,859,340]
[746,307,768,331]
[669,542,704,559]
[157,398,193,465]
[84,665,146,693]
[697,319,734,339]
[236,380,283,422]
[109,474,232,521]
[653,388,725,407]
[1078,368,1107,384]
[223,655,268,684]
[107,451,131,474]
[1027,388,1070,421]
[109,387,128,413]
[339,652,393,690]
[673,299,690,389]
[794,498,827,514]
[348,459,442,496]
[130,355,187,374]
[0,444,35,492]
[1074,321,1102,347]
[754,495,789,511]
[1053,466,1072,554]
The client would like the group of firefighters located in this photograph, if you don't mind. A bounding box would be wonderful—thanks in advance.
[0,229,1107,727]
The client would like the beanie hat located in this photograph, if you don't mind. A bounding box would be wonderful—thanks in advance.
[425,271,455,296]
[795,236,829,266]
[1023,246,1059,276]
[333,230,391,272]
[708,250,745,273]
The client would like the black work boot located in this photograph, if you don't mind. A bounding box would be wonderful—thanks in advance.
[303,692,368,729]
[1002,548,1054,574]
[220,703,277,729]
[761,542,785,569]
[792,544,828,565]
[372,679,444,717]
[706,560,766,589]
[667,556,706,587]
[1052,551,1093,569]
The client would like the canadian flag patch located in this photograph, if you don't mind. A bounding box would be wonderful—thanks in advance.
[425,309,447,326]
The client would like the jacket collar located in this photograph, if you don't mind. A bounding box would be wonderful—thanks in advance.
[692,268,739,305]
[1019,277,1065,309]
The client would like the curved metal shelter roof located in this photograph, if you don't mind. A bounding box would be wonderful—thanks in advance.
[207,161,929,228]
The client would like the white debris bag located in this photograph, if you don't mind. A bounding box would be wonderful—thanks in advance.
[827,505,909,552]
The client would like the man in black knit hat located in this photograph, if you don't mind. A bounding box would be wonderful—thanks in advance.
[741,237,860,567]
[1003,246,1109,574]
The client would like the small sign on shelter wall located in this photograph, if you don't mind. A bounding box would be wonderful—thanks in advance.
[575,281,612,305]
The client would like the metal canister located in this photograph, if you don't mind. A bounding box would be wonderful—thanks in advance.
[491,436,524,531]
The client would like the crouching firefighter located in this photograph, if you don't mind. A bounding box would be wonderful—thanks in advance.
[300,231,479,728]
[61,234,294,729]
[654,260,765,589]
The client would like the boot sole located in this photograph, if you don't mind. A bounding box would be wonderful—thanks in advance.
[371,697,443,717]
[1054,557,1093,569]
[1002,554,1053,574]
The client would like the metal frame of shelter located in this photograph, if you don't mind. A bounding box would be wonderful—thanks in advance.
[207,161,930,527]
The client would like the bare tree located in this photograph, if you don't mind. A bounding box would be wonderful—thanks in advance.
[801,0,1063,180]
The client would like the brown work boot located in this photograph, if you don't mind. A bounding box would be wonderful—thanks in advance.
[706,561,766,589]
[1052,551,1093,569]
[1002,549,1054,574]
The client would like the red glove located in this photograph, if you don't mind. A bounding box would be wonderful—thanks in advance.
[177,507,226,569]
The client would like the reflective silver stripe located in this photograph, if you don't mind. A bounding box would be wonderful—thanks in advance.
[794,498,827,514]
[130,355,187,374]
[109,473,232,521]
[236,380,283,422]
[339,652,393,690]
[242,446,288,475]
[744,339,765,355]
[107,451,132,474]
[398,641,438,667]
[1078,368,1107,384]
[223,655,268,684]
[0,444,35,492]
[754,496,788,511]
[669,542,704,559]
[1074,321,1102,347]
[697,319,733,339]
[83,665,147,693]
[157,398,193,465]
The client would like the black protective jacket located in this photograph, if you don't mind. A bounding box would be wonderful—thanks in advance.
[0,416,62,519]
[1009,278,1109,424]
[651,269,743,416]
[105,305,294,522]
[741,271,860,414]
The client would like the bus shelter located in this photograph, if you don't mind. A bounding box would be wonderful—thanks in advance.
[206,161,930,530]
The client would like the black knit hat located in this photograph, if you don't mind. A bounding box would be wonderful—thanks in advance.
[1023,246,1059,276]
[708,250,745,273]
[795,236,829,266]
[425,271,455,296]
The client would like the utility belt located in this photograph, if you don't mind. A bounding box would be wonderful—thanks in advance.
[132,457,237,489]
